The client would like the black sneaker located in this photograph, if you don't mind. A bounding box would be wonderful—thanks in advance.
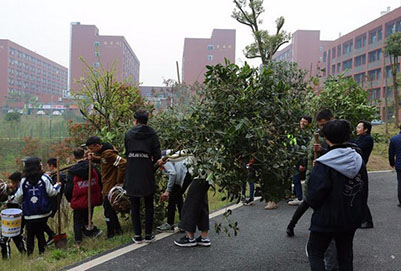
[174,235,196,247]
[243,198,254,206]
[195,236,211,247]
[132,235,143,244]
[286,226,294,237]
[144,234,156,243]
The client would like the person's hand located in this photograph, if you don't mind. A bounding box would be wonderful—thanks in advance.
[157,158,167,166]
[299,165,305,172]
[160,191,169,202]
[87,152,94,160]
[313,159,316,167]
[313,144,322,153]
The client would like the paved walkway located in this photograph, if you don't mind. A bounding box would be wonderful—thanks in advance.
[68,171,401,271]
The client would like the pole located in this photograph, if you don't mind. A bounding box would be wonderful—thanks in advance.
[87,159,93,230]
[176,61,181,85]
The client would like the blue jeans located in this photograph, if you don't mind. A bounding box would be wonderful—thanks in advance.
[292,173,303,201]
[396,170,401,204]
[241,180,254,200]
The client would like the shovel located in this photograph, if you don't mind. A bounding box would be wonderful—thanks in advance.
[87,159,93,231]
[54,157,67,249]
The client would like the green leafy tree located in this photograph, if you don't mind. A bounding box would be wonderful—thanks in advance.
[232,0,291,64]
[307,75,379,130]
[384,32,401,128]
[4,112,21,122]
[153,60,309,203]
[74,59,152,150]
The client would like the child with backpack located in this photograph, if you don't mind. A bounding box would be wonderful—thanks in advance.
[13,157,61,255]
[64,147,103,243]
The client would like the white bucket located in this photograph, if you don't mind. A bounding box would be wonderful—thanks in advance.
[1,208,22,237]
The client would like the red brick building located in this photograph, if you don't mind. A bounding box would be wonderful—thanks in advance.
[273,30,330,78]
[69,22,140,93]
[322,7,401,119]
[0,39,68,108]
[182,29,235,85]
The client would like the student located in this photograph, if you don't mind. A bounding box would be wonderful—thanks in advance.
[306,119,368,270]
[124,110,164,243]
[86,136,126,238]
[388,124,401,207]
[0,172,26,259]
[174,174,211,247]
[158,150,192,232]
[65,148,103,243]
[355,121,374,229]
[13,157,61,255]
[241,157,255,206]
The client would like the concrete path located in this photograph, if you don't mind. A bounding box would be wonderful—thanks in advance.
[68,171,401,271]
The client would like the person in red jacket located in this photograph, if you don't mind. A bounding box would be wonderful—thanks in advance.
[65,147,103,243]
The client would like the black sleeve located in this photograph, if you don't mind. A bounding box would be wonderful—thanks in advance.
[305,162,333,209]
[95,167,103,191]
[151,133,162,164]
[64,172,74,202]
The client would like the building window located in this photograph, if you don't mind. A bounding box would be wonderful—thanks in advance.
[354,54,366,67]
[207,55,213,61]
[93,62,100,68]
[355,34,366,49]
[368,68,382,81]
[342,59,352,71]
[94,41,100,47]
[207,45,214,50]
[94,51,100,57]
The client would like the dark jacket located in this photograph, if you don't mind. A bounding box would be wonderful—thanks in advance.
[356,134,374,164]
[306,145,368,233]
[92,143,126,195]
[389,132,401,170]
[124,124,161,197]
[65,160,102,209]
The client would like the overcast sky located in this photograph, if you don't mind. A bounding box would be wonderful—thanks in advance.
[1,0,400,86]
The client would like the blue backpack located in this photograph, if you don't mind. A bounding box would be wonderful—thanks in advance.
[22,176,51,217]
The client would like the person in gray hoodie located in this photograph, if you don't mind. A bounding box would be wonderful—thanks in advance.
[306,119,368,271]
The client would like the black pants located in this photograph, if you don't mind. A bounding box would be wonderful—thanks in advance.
[43,222,55,239]
[308,231,355,271]
[0,234,26,259]
[131,194,154,236]
[104,197,122,237]
[167,173,192,225]
[288,200,310,228]
[73,208,94,242]
[180,179,210,233]
[26,218,47,255]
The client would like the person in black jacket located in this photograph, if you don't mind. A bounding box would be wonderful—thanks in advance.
[306,120,368,271]
[124,110,164,243]
[356,120,374,229]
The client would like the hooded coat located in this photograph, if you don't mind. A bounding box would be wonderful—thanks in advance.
[92,143,126,195]
[124,124,161,197]
[306,145,368,232]
[65,160,103,209]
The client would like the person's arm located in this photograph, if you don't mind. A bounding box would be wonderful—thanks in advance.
[305,162,332,209]
[43,176,60,197]
[358,137,373,157]
[164,162,176,193]
[389,138,396,168]
[105,151,126,185]
[151,133,162,165]
[64,172,74,202]
[13,180,24,203]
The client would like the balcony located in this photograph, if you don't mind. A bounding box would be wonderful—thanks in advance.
[354,47,366,56]
[368,60,381,69]
[343,52,353,60]
[368,41,381,50]
[353,65,365,73]
[367,80,381,88]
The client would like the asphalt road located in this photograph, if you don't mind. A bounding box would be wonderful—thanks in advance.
[86,171,401,271]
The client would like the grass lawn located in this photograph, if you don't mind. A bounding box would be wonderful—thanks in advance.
[367,123,398,171]
[0,189,231,271]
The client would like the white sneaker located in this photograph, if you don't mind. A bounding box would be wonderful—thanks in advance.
[288,199,303,206]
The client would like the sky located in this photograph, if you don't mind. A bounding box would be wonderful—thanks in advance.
[1,0,401,86]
